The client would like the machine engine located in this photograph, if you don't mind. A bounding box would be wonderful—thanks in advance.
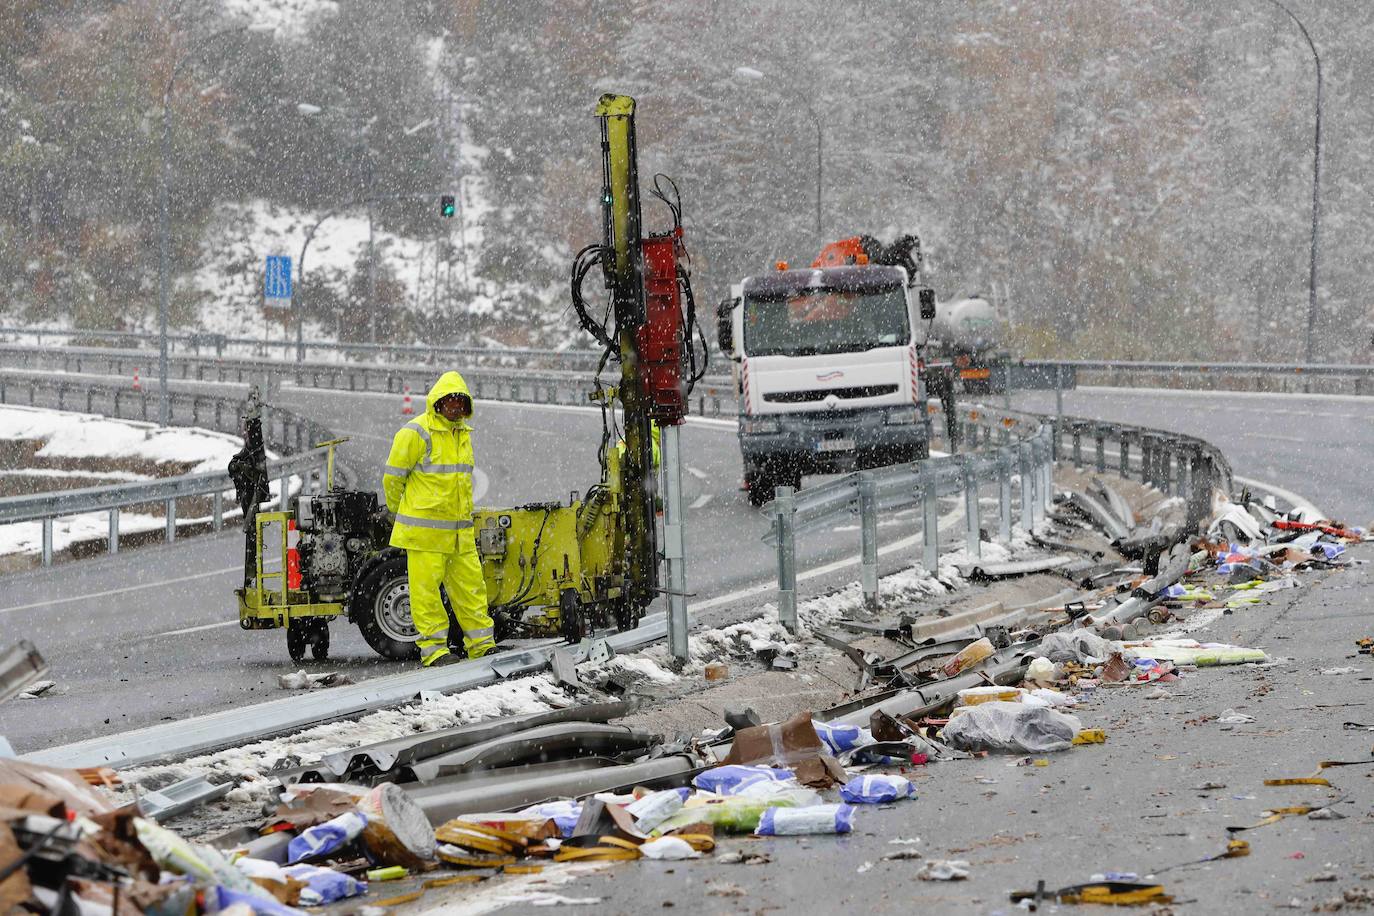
[294,490,385,600]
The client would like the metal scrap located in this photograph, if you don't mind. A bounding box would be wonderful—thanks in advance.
[136,774,231,822]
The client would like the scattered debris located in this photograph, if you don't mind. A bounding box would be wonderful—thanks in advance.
[277,670,354,690]
[917,859,971,881]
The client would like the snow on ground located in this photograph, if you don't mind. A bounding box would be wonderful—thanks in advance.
[119,674,575,817]
[0,404,297,558]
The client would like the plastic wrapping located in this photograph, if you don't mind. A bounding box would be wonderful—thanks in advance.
[1033,631,1119,665]
[692,765,794,796]
[942,637,993,677]
[838,774,915,804]
[287,811,367,864]
[639,836,701,860]
[517,800,582,838]
[811,720,873,756]
[754,804,855,836]
[212,885,307,916]
[626,788,690,833]
[282,864,368,904]
[654,791,813,835]
[939,701,1082,754]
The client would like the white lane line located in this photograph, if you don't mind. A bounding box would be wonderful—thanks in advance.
[686,466,709,481]
[1247,433,1307,444]
[1074,384,1374,409]
[689,494,714,510]
[149,620,239,638]
[0,566,241,616]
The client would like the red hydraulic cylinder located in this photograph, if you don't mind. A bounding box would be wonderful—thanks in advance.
[637,227,687,425]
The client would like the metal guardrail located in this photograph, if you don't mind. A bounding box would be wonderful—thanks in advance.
[0,374,350,566]
[0,343,740,419]
[0,325,610,372]
[763,400,1233,623]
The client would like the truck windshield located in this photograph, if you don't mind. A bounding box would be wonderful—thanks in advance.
[743,286,909,357]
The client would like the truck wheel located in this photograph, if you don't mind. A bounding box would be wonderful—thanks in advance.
[352,553,421,661]
[287,624,308,663]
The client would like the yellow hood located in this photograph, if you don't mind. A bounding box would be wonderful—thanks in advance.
[425,371,474,426]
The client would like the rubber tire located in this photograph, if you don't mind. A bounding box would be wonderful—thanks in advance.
[287,624,308,663]
[310,621,330,661]
[559,588,587,644]
[352,553,421,661]
[745,466,776,508]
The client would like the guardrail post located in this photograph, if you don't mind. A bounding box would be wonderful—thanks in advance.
[1039,437,1053,516]
[213,490,223,531]
[280,469,291,511]
[960,456,981,561]
[774,486,798,634]
[1095,432,1106,473]
[662,424,690,661]
[858,470,879,608]
[165,498,176,543]
[108,508,119,555]
[1018,442,1035,532]
[1138,435,1151,486]
[921,470,940,572]
[1119,434,1130,478]
[41,518,53,566]
[1071,424,1082,469]
[140,392,148,421]
[997,451,1013,544]
[1054,364,1064,421]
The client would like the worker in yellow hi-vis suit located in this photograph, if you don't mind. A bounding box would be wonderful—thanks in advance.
[382,371,496,666]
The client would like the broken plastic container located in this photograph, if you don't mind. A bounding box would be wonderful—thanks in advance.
[957,685,1022,706]
[693,764,795,796]
[287,810,367,864]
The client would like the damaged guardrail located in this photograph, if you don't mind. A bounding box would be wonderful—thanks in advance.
[764,404,1056,629]
[765,402,1234,628]
[0,373,351,565]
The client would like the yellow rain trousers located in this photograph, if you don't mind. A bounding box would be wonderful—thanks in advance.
[382,371,496,665]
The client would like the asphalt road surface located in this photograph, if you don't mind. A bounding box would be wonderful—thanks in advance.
[1,380,1359,753]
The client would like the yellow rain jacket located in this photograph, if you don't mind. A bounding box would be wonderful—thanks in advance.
[383,372,477,553]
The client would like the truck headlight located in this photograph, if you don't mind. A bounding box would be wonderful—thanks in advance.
[744,417,781,434]
[885,409,919,425]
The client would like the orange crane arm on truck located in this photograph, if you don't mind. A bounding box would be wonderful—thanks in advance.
[812,236,871,267]
[812,234,921,280]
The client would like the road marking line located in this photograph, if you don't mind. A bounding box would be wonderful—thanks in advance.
[1232,474,1321,515]
[689,494,714,510]
[149,620,239,638]
[0,566,241,615]
[686,466,709,480]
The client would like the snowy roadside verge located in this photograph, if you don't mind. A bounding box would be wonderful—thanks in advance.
[0,404,298,559]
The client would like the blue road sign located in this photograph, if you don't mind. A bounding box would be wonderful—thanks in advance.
[265,255,293,304]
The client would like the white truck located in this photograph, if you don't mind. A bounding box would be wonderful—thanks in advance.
[717,260,938,505]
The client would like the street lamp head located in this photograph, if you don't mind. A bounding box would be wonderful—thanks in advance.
[296,103,323,116]
[733,66,766,82]
[244,22,277,34]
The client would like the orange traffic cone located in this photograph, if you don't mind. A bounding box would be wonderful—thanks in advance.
[401,385,414,415]
[132,367,142,391]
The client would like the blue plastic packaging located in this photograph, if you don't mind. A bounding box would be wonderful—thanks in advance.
[754,803,855,836]
[693,765,793,796]
[281,864,367,904]
[286,811,367,864]
[838,774,915,804]
[811,720,872,755]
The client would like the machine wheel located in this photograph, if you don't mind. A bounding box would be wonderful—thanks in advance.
[559,588,588,643]
[745,465,776,507]
[286,619,330,663]
[614,599,639,633]
[352,553,421,661]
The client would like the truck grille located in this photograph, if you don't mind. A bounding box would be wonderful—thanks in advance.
[763,384,898,404]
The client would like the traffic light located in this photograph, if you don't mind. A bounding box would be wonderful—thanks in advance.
[440,194,456,218]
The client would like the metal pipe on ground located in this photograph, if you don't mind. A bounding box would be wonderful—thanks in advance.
[1086,542,1192,632]
[826,650,1034,728]
[406,754,699,825]
[281,702,631,785]
[400,723,661,783]
[1090,477,1136,528]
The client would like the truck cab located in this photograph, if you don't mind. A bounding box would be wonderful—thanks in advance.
[719,264,936,505]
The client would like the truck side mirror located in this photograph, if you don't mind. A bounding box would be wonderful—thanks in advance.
[918,288,937,321]
[716,299,735,353]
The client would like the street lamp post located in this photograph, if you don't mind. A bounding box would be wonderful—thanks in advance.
[158,23,273,426]
[1263,0,1323,363]
[734,66,824,245]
